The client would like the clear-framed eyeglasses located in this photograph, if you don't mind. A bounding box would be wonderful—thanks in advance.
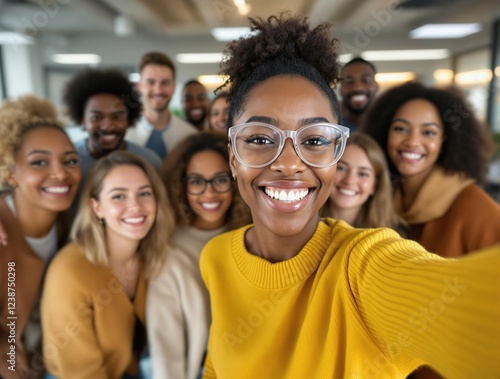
[183,173,233,195]
[228,122,350,168]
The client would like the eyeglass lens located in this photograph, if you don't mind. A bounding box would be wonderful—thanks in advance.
[185,174,232,195]
[232,124,344,167]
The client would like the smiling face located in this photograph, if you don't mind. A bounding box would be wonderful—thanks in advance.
[330,144,376,214]
[340,62,378,116]
[182,82,209,129]
[138,64,176,113]
[8,126,81,214]
[185,150,233,230]
[91,165,157,245]
[209,96,230,132]
[83,93,129,158]
[230,76,338,241]
[387,98,444,185]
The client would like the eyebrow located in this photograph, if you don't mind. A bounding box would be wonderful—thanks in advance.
[392,118,441,128]
[27,149,77,156]
[339,160,374,172]
[187,171,230,178]
[245,116,331,126]
[107,184,152,194]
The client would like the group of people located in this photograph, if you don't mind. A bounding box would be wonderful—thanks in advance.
[0,11,498,379]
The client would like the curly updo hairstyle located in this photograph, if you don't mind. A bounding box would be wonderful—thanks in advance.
[62,67,141,126]
[362,82,494,184]
[0,95,65,190]
[218,12,342,127]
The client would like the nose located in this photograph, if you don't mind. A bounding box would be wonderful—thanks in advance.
[270,139,307,175]
[127,195,142,209]
[341,170,355,184]
[50,162,69,181]
[403,129,421,146]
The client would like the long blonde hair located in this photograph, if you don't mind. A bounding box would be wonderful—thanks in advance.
[322,132,406,232]
[71,151,175,278]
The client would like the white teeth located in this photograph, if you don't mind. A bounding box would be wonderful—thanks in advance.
[201,202,220,210]
[45,186,70,194]
[265,188,309,202]
[401,152,423,160]
[351,94,367,102]
[101,134,117,141]
[338,188,357,196]
[123,217,145,224]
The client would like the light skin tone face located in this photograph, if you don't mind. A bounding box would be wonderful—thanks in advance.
[209,96,230,132]
[340,62,378,117]
[185,150,233,231]
[82,93,129,158]
[137,64,176,113]
[387,98,444,193]
[7,127,81,237]
[329,144,376,224]
[91,165,157,252]
[182,82,209,129]
[230,76,338,262]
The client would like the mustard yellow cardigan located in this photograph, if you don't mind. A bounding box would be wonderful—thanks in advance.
[41,243,146,379]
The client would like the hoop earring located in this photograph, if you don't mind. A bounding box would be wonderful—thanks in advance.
[99,218,104,225]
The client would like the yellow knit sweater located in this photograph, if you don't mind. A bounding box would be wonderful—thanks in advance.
[200,218,500,379]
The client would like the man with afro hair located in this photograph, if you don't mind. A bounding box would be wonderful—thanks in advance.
[63,67,162,182]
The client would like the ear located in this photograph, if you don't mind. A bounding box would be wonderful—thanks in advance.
[6,169,18,188]
[90,197,103,219]
[228,143,237,179]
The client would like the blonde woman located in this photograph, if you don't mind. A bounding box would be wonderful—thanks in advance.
[322,132,406,234]
[41,151,175,379]
[0,95,81,379]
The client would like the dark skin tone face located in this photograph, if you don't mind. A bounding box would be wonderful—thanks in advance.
[82,93,129,159]
[182,82,209,130]
[340,62,378,121]
[229,76,339,263]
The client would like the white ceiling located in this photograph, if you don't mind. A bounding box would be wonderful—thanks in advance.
[0,0,499,79]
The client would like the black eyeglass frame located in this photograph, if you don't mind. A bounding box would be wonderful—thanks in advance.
[182,173,233,195]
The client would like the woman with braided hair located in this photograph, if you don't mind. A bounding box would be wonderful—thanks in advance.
[198,12,499,379]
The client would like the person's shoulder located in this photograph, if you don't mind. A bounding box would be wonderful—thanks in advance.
[170,115,198,132]
[73,138,88,153]
[125,141,162,168]
[451,183,499,213]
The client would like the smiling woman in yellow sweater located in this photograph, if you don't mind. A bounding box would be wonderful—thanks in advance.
[199,12,500,379]
[41,151,175,379]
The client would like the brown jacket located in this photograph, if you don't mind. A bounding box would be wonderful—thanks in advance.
[0,197,69,379]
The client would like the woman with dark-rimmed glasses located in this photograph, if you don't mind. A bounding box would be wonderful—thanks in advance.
[146,131,251,379]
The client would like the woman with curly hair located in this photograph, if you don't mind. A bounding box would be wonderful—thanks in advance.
[208,92,230,133]
[363,82,499,258]
[198,12,499,379]
[321,132,406,234]
[41,151,174,379]
[363,82,500,379]
[63,67,162,181]
[147,131,251,379]
[0,95,81,379]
